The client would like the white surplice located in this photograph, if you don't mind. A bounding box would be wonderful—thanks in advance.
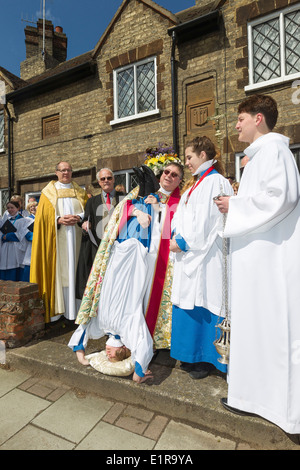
[53,182,84,321]
[0,216,32,270]
[171,167,233,315]
[224,132,300,434]
[20,216,34,268]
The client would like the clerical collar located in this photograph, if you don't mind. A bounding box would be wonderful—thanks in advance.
[158,186,171,196]
[157,186,171,204]
[193,159,215,178]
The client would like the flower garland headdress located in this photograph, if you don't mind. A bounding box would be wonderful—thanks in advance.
[143,143,182,176]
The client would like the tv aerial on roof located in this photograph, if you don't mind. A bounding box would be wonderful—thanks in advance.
[21,0,54,61]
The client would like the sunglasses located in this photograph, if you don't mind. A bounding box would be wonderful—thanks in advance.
[100,176,113,181]
[163,169,180,178]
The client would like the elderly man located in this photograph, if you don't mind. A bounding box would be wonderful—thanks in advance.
[30,161,88,323]
[76,168,125,298]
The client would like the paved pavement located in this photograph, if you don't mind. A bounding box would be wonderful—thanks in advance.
[1,320,300,451]
[0,368,239,451]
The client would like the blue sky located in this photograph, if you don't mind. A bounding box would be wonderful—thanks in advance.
[1,0,195,77]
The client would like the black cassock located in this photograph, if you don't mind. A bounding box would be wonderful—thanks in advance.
[75,191,124,298]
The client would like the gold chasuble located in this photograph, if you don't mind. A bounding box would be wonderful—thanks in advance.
[30,181,88,322]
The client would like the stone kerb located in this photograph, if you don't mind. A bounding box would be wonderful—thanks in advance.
[0,280,45,348]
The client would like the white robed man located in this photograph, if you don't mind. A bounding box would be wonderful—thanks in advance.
[30,161,88,323]
[68,161,183,383]
[215,94,300,435]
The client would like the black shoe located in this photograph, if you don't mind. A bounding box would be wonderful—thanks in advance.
[188,362,214,380]
[220,398,254,417]
[180,362,194,372]
[189,369,209,379]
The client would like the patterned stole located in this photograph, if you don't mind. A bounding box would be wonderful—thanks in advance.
[57,188,77,198]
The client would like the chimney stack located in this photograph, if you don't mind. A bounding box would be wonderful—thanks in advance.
[20,19,67,80]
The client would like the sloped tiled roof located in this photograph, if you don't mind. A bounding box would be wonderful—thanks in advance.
[0,66,28,90]
[175,0,227,23]
[175,4,215,23]
[26,50,94,86]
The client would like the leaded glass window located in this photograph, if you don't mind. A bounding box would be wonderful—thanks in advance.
[137,61,155,113]
[0,189,9,216]
[246,5,300,91]
[117,68,135,118]
[111,57,158,124]
[114,170,139,193]
[252,18,281,83]
[285,10,300,76]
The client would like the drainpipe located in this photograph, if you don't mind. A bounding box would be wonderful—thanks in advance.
[171,30,178,155]
[4,104,12,199]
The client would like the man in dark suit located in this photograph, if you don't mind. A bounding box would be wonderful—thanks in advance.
[76,168,125,298]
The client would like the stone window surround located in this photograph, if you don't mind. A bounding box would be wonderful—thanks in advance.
[105,39,164,125]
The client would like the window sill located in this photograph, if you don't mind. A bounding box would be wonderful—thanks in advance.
[110,108,160,126]
[245,72,300,92]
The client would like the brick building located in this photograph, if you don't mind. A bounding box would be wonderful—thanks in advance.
[0,0,300,213]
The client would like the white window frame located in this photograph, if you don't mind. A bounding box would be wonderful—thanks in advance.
[25,191,42,207]
[0,111,4,153]
[246,4,300,92]
[110,56,159,126]
[113,169,137,193]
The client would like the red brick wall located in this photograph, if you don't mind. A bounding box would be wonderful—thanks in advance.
[0,281,45,348]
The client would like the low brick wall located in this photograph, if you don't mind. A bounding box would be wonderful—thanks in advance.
[0,281,45,348]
